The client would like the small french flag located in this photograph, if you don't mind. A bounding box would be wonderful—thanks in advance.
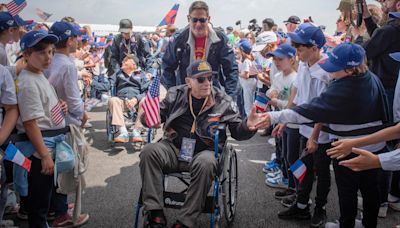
[254,92,268,112]
[4,144,31,172]
[290,159,307,183]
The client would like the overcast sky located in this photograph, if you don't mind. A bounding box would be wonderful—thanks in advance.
[15,0,379,34]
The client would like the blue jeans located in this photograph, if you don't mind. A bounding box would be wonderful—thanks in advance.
[28,156,53,228]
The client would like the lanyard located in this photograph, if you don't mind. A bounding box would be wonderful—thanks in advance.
[188,93,209,134]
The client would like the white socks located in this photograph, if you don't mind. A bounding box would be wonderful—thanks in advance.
[119,126,128,135]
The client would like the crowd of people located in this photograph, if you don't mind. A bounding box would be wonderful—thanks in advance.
[0,0,398,228]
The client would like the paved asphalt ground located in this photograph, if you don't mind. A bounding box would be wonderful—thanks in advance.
[12,104,400,228]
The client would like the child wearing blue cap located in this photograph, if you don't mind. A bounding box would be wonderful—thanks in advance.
[256,43,390,228]
[0,12,19,66]
[263,44,298,194]
[13,30,68,227]
[238,40,257,117]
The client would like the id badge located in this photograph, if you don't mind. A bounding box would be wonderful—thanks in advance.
[179,137,196,162]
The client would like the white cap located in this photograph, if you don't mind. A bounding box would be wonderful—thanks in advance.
[253,31,278,52]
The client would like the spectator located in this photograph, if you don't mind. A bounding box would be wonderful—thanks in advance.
[162,1,239,98]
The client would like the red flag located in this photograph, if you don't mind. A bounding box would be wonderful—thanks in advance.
[51,103,65,126]
[142,75,161,128]
[6,0,27,17]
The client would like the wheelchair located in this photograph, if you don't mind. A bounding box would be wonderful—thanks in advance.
[134,124,238,228]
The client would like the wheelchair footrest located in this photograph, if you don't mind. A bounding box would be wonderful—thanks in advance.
[163,192,215,213]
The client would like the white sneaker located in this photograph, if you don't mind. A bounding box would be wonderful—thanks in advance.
[378,202,388,218]
[83,122,93,128]
[325,219,364,228]
[131,128,143,143]
[389,194,400,211]
[266,170,282,179]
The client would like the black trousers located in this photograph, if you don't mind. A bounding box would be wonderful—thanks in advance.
[296,136,332,208]
[333,151,382,228]
[282,127,301,190]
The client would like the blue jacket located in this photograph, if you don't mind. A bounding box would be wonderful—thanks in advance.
[110,70,150,101]
[162,25,239,98]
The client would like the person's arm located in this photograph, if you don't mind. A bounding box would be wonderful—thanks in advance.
[363,27,391,60]
[228,106,258,141]
[23,120,54,175]
[161,36,178,89]
[327,123,400,157]
[218,33,239,97]
[0,104,18,145]
[64,66,84,120]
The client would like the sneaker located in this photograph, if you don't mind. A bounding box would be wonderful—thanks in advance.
[114,133,129,143]
[281,195,296,208]
[82,122,93,128]
[171,220,188,228]
[310,207,327,228]
[131,128,143,143]
[263,161,280,174]
[275,188,296,200]
[325,219,364,228]
[266,170,282,179]
[52,213,89,228]
[389,196,400,211]
[278,203,311,220]
[265,176,288,189]
[378,202,388,218]
[147,210,166,228]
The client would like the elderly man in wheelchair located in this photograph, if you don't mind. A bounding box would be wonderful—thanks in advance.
[108,54,150,143]
[139,60,260,228]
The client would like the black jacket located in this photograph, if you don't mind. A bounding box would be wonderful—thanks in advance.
[157,85,255,148]
[363,18,400,90]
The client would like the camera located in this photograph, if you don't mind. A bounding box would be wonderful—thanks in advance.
[248,19,261,35]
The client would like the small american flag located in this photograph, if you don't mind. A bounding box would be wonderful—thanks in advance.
[142,74,161,128]
[51,103,64,126]
[35,8,52,21]
[6,0,27,17]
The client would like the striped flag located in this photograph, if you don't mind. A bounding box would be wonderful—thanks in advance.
[290,159,307,183]
[142,74,161,128]
[51,103,64,126]
[35,8,52,21]
[6,0,27,17]
[5,143,31,171]
[254,92,268,112]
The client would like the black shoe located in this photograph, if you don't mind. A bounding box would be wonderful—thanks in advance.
[147,210,167,228]
[171,220,189,228]
[278,203,311,220]
[281,194,296,208]
[275,188,296,200]
[310,207,327,228]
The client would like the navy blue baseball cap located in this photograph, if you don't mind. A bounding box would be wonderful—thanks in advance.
[318,43,365,73]
[239,40,252,54]
[266,43,296,58]
[390,52,400,62]
[288,23,326,49]
[389,12,400,19]
[20,30,59,51]
[49,21,85,41]
[186,60,213,78]
[14,15,30,26]
[0,12,17,31]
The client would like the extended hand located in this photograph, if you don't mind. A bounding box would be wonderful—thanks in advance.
[246,106,259,131]
[327,139,355,159]
[272,124,286,137]
[339,148,381,171]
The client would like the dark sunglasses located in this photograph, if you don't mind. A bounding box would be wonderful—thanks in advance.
[190,17,208,23]
[194,75,212,83]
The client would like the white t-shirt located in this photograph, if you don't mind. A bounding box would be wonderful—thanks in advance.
[293,60,331,144]
[45,53,84,126]
[268,71,297,109]
[16,69,65,133]
[240,58,258,76]
[0,65,17,126]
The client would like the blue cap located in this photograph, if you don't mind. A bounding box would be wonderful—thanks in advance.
[0,12,17,31]
[238,40,252,54]
[186,60,213,77]
[318,43,365,73]
[49,21,85,42]
[288,23,326,49]
[389,12,400,19]
[390,52,400,62]
[14,15,29,26]
[20,30,59,51]
[266,44,296,58]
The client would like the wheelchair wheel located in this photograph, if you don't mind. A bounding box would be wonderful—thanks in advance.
[221,144,238,225]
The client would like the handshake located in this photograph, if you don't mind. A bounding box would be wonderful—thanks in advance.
[246,106,272,131]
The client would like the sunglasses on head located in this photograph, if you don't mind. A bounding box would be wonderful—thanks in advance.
[193,75,212,83]
[190,17,208,23]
